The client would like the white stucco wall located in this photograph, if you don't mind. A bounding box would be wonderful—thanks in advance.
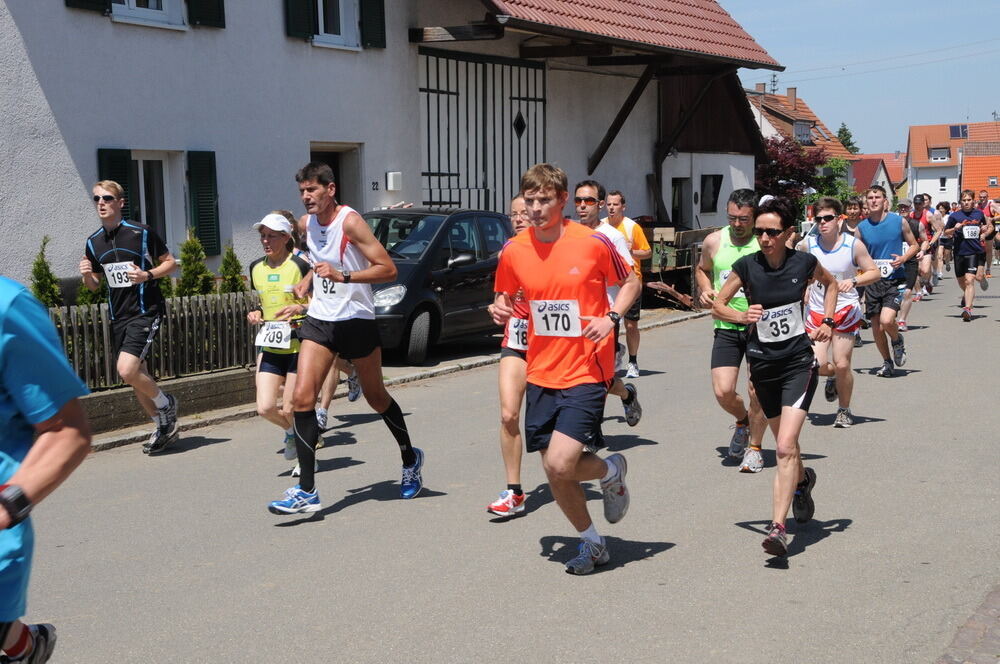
[911,165,961,204]
[661,152,755,229]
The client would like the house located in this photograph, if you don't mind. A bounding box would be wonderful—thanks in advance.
[854,151,907,196]
[1,0,780,284]
[905,123,967,203]
[747,85,852,160]
[850,157,895,198]
[962,121,1000,199]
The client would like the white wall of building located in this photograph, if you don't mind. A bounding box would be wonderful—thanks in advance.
[661,153,756,229]
[911,165,961,204]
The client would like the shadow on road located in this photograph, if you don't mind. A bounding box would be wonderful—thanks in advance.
[734,518,852,567]
[276,455,364,478]
[854,367,922,378]
[715,447,826,468]
[538,535,675,573]
[328,412,411,429]
[602,433,659,452]
[155,435,229,455]
[274,480,447,526]
[807,412,886,427]
[615,369,666,378]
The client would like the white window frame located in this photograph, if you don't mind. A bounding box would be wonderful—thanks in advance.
[130,150,186,254]
[312,0,361,50]
[990,176,998,187]
[110,0,187,31]
[930,148,949,162]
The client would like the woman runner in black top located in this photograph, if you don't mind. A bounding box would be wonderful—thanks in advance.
[713,197,838,557]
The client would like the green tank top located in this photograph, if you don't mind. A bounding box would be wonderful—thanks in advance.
[712,229,759,330]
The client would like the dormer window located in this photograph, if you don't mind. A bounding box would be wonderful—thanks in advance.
[930,148,949,162]
[794,121,813,144]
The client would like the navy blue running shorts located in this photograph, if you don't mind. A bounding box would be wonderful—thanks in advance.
[259,350,299,376]
[524,382,608,453]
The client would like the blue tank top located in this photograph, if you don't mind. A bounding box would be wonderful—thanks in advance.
[858,212,906,280]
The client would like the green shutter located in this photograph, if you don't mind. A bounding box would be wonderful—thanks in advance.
[359,0,386,48]
[65,0,111,13]
[97,148,137,221]
[187,151,221,256]
[284,0,316,40]
[188,0,225,27]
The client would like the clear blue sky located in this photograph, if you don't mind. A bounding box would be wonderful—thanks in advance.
[721,0,1000,154]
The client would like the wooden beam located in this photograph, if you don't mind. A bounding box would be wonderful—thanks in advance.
[587,55,672,67]
[408,25,503,43]
[586,64,657,175]
[519,43,612,59]
[657,65,735,77]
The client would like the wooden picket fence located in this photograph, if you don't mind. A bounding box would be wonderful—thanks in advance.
[48,292,259,390]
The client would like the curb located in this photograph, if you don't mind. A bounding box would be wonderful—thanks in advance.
[90,309,709,452]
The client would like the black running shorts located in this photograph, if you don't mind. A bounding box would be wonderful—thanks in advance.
[864,279,904,319]
[904,261,918,290]
[500,346,526,361]
[711,328,748,369]
[297,317,381,360]
[954,253,983,275]
[524,382,607,453]
[258,350,299,377]
[748,352,818,420]
[111,313,161,361]
[624,297,641,321]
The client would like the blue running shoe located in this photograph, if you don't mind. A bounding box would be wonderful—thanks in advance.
[268,485,321,515]
[400,448,424,499]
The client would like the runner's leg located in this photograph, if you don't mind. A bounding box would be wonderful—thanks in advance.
[117,353,159,418]
[353,347,417,466]
[831,332,855,409]
[540,432,606,531]
[290,339,335,493]
[256,370,290,429]
[769,406,808,526]
[498,354,527,487]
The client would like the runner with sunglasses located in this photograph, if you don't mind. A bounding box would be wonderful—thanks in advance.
[713,196,838,557]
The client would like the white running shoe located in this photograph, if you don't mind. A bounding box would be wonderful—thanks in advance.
[739,447,763,473]
[346,368,362,402]
[316,408,328,431]
[283,432,296,460]
[624,361,639,379]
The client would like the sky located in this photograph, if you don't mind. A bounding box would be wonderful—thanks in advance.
[720,0,1000,154]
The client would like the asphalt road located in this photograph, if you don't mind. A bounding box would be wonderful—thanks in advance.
[29,274,1000,663]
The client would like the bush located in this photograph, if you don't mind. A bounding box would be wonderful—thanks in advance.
[159,275,175,299]
[75,277,107,306]
[176,232,216,297]
[31,236,63,307]
[217,244,246,294]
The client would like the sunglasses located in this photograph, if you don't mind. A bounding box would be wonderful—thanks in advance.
[752,227,785,237]
[93,195,117,203]
[814,214,837,222]
[574,197,599,206]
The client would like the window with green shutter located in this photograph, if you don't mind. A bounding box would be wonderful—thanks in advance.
[97,148,138,220]
[187,151,221,256]
[359,0,385,48]
[284,0,317,40]
[188,0,225,28]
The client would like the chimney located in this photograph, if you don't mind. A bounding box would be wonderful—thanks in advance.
[787,87,797,109]
[755,83,766,93]
[894,150,900,160]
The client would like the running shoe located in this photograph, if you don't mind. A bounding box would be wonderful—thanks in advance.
[897,320,908,331]
[728,423,750,458]
[960,296,965,307]
[142,428,178,455]
[283,432,297,460]
[859,317,871,330]
[316,408,328,431]
[961,307,972,322]
[290,458,319,477]
[925,283,933,294]
[945,262,951,272]
[981,278,989,291]
[853,333,863,348]
[892,336,907,367]
[625,361,640,379]
[159,393,178,433]
[875,360,894,378]
[824,376,837,402]
[564,537,610,575]
[762,522,788,557]
[792,467,817,524]
[622,383,641,427]
[13,623,58,664]
[739,447,763,473]
[268,485,321,515]
[833,408,854,428]
[487,489,526,516]
[600,453,629,523]
[346,368,362,402]
[400,447,424,499]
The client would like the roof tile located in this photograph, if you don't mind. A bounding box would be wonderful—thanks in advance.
[750,92,852,160]
[961,155,1000,199]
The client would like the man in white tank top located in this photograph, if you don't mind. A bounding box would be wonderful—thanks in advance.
[796,197,880,428]
[267,162,424,515]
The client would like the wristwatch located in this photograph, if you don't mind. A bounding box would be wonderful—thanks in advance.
[342,271,352,284]
[851,275,858,286]
[0,485,32,528]
[821,317,835,328]
[145,270,154,282]
[607,311,622,324]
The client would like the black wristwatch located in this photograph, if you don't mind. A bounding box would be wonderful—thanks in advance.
[342,271,351,284]
[821,317,835,328]
[607,311,622,324]
[0,485,32,528]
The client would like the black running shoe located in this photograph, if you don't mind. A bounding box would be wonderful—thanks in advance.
[792,467,817,524]
[823,377,837,402]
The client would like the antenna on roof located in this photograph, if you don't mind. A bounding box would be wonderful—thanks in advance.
[993,110,999,121]
[769,73,778,94]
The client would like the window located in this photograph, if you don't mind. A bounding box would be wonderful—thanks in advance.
[948,124,968,139]
[930,148,950,161]
[111,0,186,29]
[476,216,510,257]
[939,177,947,192]
[700,174,724,213]
[284,0,385,49]
[315,0,358,48]
[990,176,998,187]
[794,121,813,144]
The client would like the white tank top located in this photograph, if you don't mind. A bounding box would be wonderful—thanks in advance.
[806,233,860,312]
[305,206,375,322]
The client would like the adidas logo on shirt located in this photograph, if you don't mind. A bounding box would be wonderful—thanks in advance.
[569,266,581,275]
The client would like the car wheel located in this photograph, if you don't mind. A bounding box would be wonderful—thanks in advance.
[405,309,431,365]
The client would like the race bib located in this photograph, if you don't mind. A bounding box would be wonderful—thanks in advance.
[313,275,344,301]
[874,259,894,279]
[529,300,582,337]
[506,317,528,351]
[255,321,292,349]
[719,270,745,298]
[106,261,135,288]
[756,304,805,343]
[963,225,980,240]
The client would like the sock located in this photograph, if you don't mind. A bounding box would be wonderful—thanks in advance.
[4,625,32,659]
[151,390,169,409]
[579,524,601,544]
[380,399,416,466]
[749,445,762,451]
[736,414,749,427]
[507,483,523,496]
[292,410,319,493]
[601,457,619,482]
[621,386,634,405]
[628,354,637,365]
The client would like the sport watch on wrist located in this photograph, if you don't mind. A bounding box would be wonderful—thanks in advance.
[0,485,32,528]
[821,317,836,328]
[342,271,351,284]
[607,311,622,324]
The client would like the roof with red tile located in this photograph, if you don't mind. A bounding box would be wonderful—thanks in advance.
[906,124,966,168]
[962,155,1000,200]
[482,0,781,69]
[748,90,852,160]
[855,152,907,186]
[851,158,889,194]
[967,121,1000,142]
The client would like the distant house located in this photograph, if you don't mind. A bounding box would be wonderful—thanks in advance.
[855,152,907,196]
[962,144,1000,200]
[907,121,1000,204]
[747,85,852,159]
[850,158,895,198]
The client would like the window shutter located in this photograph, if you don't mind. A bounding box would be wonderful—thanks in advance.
[188,0,225,28]
[359,0,386,48]
[284,0,316,40]
[187,151,221,256]
[65,0,111,13]
[97,148,138,221]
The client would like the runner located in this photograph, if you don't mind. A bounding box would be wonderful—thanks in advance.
[937,202,954,270]
[911,194,940,299]
[0,277,91,664]
[267,162,423,515]
[895,198,924,332]
[713,196,838,557]
[573,181,642,429]
[694,188,768,472]
[80,180,179,454]
[841,195,868,347]
[976,190,997,277]
[603,190,652,378]
[856,186,919,377]
[943,190,990,321]
[491,163,639,575]
[796,197,880,428]
[485,195,531,517]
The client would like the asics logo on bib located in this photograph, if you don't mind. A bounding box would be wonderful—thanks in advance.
[537,301,571,313]
[760,306,793,321]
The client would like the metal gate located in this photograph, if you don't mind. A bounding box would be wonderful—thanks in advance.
[418,47,545,212]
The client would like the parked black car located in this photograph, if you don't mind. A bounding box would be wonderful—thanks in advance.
[364,208,514,364]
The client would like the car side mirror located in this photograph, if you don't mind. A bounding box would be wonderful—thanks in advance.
[447,253,475,269]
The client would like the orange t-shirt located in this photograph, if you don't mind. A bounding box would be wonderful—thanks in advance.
[608,216,650,277]
[494,219,631,389]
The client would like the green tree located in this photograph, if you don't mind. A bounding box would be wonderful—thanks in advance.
[217,244,246,293]
[836,122,859,154]
[74,277,107,306]
[30,236,63,307]
[158,274,175,299]
[806,157,856,206]
[176,232,216,297]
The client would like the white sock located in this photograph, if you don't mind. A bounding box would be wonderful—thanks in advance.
[578,524,601,544]
[601,457,618,483]
[151,391,169,410]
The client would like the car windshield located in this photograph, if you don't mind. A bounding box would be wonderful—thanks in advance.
[365,214,445,260]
